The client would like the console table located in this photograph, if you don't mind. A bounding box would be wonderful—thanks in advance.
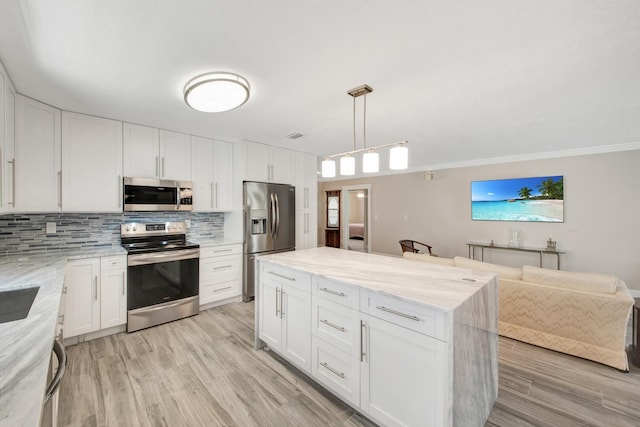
[466,242,565,270]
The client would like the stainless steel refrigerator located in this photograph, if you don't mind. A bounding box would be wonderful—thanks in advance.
[243,181,295,302]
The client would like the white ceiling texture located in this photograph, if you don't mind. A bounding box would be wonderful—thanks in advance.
[1,1,639,177]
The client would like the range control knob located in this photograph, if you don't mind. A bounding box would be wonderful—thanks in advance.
[125,226,130,231]
[132,225,137,231]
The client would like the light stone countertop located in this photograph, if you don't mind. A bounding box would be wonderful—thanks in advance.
[195,239,243,249]
[259,246,496,311]
[0,246,126,427]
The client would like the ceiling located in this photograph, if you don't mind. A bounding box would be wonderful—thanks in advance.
[1,0,639,176]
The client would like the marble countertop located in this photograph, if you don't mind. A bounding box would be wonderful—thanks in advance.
[259,247,496,312]
[0,246,125,427]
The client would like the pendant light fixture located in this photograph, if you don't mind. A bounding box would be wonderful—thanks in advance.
[321,84,408,178]
[184,72,250,113]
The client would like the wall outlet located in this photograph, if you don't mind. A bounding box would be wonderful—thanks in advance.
[46,222,56,234]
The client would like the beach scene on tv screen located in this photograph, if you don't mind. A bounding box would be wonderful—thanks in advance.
[471,176,564,222]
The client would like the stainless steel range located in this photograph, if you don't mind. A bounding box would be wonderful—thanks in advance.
[121,221,200,332]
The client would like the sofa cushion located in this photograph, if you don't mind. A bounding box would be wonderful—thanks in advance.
[453,256,522,280]
[521,265,618,294]
[403,252,455,266]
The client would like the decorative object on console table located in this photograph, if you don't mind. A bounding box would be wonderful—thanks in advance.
[546,237,557,251]
[632,298,640,368]
[466,242,565,270]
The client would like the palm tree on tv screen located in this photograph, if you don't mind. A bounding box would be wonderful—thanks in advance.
[537,178,563,199]
[518,187,533,199]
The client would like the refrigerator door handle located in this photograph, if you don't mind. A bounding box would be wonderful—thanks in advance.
[274,193,280,239]
[269,193,276,239]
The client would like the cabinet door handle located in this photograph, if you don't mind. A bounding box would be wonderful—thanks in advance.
[360,320,367,362]
[57,170,63,208]
[215,182,218,208]
[162,157,165,177]
[122,272,125,295]
[319,287,346,297]
[155,156,159,177]
[280,289,285,318]
[210,182,214,208]
[320,319,346,332]
[268,270,296,281]
[94,276,98,300]
[320,362,345,379]
[376,305,421,322]
[275,287,280,317]
[7,159,16,206]
[214,264,233,270]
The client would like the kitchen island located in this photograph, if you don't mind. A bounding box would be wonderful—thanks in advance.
[255,247,498,427]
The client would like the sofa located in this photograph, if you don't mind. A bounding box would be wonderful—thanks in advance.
[403,252,635,371]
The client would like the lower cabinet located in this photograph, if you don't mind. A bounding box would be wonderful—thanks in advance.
[63,255,127,339]
[199,244,242,306]
[258,262,450,427]
[258,264,312,373]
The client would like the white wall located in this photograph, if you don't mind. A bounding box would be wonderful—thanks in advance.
[319,149,640,289]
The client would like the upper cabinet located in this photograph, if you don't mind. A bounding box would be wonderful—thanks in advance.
[191,136,233,211]
[246,142,294,184]
[0,63,16,213]
[61,112,123,212]
[294,152,318,212]
[123,123,191,181]
[15,95,62,212]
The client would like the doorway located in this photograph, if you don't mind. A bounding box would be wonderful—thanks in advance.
[342,184,371,253]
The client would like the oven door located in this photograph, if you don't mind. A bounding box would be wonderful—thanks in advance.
[127,248,200,310]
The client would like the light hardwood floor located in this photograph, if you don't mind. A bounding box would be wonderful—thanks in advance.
[59,302,640,427]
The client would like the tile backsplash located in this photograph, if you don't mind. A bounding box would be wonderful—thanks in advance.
[0,212,224,255]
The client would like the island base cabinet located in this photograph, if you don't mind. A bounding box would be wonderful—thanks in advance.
[360,314,448,427]
[258,267,312,373]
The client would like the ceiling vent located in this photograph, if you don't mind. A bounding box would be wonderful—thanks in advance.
[286,132,304,139]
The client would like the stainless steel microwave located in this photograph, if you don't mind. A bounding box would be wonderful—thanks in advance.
[123,177,193,211]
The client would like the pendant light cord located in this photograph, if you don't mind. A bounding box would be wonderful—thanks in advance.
[363,92,367,149]
[352,94,356,152]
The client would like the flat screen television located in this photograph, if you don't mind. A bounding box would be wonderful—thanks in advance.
[471,176,564,222]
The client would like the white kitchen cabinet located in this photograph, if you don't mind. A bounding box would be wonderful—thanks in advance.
[294,152,318,211]
[0,64,16,213]
[15,95,61,212]
[191,136,233,211]
[246,142,294,184]
[63,258,101,338]
[64,255,127,338]
[258,263,312,373]
[100,256,127,329]
[199,244,242,306]
[123,123,191,181]
[61,112,123,212]
[295,210,317,250]
[360,313,447,427]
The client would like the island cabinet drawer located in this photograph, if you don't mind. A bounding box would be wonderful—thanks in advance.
[311,336,360,407]
[313,277,359,309]
[200,255,241,284]
[360,291,448,341]
[262,263,311,292]
[201,244,242,258]
[312,295,361,357]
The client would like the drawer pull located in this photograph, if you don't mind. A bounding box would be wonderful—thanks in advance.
[212,286,232,293]
[320,319,346,332]
[268,271,296,281]
[214,248,233,253]
[214,264,233,270]
[319,287,346,297]
[376,305,420,322]
[320,362,345,379]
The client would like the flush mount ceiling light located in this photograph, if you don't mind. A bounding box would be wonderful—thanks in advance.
[321,84,408,178]
[183,72,250,113]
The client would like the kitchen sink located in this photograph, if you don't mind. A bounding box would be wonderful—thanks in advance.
[0,286,39,323]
